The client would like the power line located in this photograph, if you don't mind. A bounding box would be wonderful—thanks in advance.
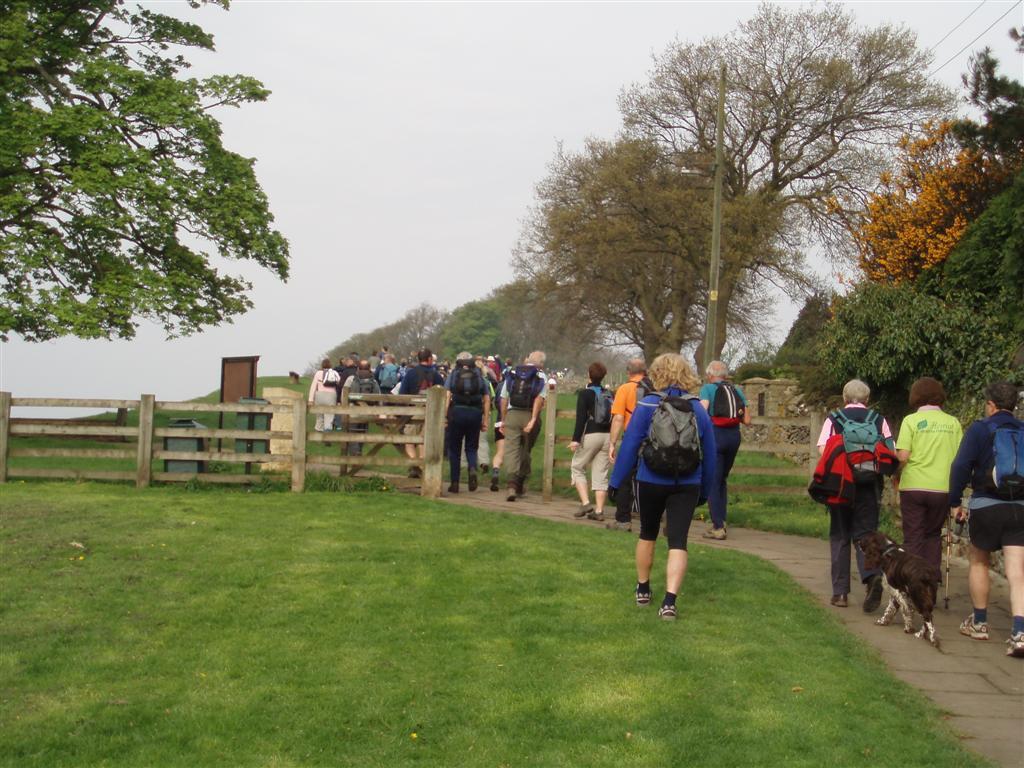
[929,0,1023,76]
[928,0,988,53]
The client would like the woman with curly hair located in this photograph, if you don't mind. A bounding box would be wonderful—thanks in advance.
[609,353,717,620]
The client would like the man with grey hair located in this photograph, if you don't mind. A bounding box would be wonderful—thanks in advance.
[699,360,751,540]
[817,378,895,612]
[499,351,548,501]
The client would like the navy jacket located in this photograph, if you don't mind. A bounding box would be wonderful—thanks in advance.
[398,364,444,395]
[610,387,716,496]
[949,410,1023,507]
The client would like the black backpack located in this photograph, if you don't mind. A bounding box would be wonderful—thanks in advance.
[710,381,745,426]
[508,366,542,409]
[453,361,483,406]
[640,393,703,478]
[589,385,613,428]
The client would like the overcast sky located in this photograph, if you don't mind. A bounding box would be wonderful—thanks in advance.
[2,0,1021,407]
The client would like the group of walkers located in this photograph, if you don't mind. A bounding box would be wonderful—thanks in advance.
[306,347,1024,655]
[814,377,1024,658]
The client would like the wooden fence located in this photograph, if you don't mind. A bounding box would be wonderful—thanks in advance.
[0,388,447,497]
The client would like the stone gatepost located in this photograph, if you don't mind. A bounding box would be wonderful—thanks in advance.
[262,387,303,472]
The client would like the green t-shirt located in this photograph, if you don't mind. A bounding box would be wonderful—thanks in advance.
[895,408,963,492]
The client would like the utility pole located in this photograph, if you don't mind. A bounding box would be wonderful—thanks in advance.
[703,62,726,373]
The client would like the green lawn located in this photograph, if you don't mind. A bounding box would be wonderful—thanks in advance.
[0,484,986,767]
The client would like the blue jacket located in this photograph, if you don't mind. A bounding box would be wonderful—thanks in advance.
[610,387,717,497]
[949,410,1024,507]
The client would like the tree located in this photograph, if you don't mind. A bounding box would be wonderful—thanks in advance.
[516,137,799,361]
[620,3,952,266]
[953,29,1024,156]
[437,299,504,361]
[0,1,289,342]
[852,122,1012,283]
[323,303,449,366]
[821,282,1018,419]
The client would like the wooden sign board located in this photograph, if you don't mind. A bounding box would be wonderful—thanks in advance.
[220,356,260,403]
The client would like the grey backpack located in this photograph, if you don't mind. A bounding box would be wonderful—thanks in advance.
[640,393,702,478]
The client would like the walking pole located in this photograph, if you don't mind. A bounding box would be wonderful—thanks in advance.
[943,509,953,610]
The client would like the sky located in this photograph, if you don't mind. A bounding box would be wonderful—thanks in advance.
[2,0,1021,409]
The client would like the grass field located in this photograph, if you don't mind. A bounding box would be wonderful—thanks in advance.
[0,483,984,767]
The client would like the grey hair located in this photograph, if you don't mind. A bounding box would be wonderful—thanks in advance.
[456,351,473,361]
[705,360,729,379]
[626,358,647,375]
[842,379,871,405]
[527,350,546,367]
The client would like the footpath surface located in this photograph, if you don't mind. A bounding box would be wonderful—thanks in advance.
[425,486,1023,768]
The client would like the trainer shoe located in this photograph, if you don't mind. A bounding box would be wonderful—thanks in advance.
[1006,632,1024,657]
[490,476,499,492]
[702,527,727,541]
[635,587,651,606]
[506,489,517,502]
[447,483,459,494]
[830,594,848,608]
[607,521,632,532]
[959,616,990,640]
[863,575,883,613]
[658,604,678,621]
[468,472,478,492]
[573,504,593,518]
[587,511,605,522]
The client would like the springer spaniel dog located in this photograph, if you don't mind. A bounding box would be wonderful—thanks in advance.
[857,531,941,648]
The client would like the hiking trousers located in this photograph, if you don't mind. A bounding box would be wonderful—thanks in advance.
[570,432,610,490]
[899,489,947,575]
[709,425,741,529]
[503,408,541,487]
[828,478,881,596]
[447,406,483,485]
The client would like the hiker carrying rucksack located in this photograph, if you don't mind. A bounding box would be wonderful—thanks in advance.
[607,353,716,621]
[607,359,655,531]
[498,352,548,501]
[814,379,895,614]
[698,362,752,541]
[948,380,1024,658]
[445,353,491,494]
[568,363,614,521]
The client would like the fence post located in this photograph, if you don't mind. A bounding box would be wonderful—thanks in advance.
[135,394,155,488]
[421,386,446,498]
[0,391,10,484]
[291,398,307,492]
[542,378,558,502]
[807,409,824,478]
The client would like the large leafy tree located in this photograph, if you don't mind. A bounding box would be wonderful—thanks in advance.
[0,1,289,341]
[516,137,797,361]
[621,4,952,257]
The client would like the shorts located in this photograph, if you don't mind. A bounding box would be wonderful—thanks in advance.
[969,502,1024,552]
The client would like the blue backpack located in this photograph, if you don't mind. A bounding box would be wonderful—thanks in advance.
[377,363,399,392]
[987,420,1024,500]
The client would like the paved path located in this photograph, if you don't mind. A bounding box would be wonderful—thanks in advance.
[425,487,1023,767]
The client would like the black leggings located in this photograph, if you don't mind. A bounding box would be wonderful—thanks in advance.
[636,481,700,550]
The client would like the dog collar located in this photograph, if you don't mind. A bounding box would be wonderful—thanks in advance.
[881,543,903,559]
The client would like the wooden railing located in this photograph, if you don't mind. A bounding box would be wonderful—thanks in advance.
[0,388,447,497]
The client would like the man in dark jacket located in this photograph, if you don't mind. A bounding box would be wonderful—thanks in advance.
[399,348,445,478]
[949,381,1024,658]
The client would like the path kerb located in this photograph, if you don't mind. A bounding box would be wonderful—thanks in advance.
[426,488,1024,768]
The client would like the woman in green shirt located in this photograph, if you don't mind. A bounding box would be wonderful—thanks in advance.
[895,377,964,573]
